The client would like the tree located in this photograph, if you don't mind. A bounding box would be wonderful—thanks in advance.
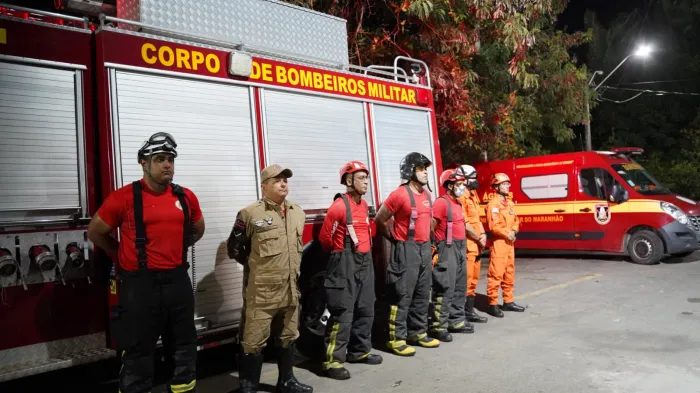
[284,0,592,164]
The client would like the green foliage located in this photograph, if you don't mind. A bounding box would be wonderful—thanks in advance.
[284,0,594,165]
[635,117,700,199]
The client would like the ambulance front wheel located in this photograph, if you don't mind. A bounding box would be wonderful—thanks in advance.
[627,230,664,265]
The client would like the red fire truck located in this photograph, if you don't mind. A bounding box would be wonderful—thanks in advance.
[0,0,442,381]
[473,148,700,265]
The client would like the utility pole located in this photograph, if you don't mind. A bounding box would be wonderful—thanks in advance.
[584,88,592,151]
[585,71,603,151]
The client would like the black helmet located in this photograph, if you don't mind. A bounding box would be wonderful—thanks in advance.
[400,152,432,182]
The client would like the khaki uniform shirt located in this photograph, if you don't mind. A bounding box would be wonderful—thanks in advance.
[227,197,305,310]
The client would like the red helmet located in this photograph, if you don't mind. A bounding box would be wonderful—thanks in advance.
[491,173,511,186]
[339,161,369,184]
[440,169,465,187]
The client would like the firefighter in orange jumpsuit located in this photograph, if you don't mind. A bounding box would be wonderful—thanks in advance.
[485,173,526,318]
[456,165,488,323]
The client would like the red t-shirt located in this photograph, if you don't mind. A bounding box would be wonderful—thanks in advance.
[433,196,466,242]
[319,194,371,253]
[383,185,432,243]
[97,180,203,271]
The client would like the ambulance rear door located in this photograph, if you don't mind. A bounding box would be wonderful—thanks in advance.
[513,160,576,251]
[574,158,629,252]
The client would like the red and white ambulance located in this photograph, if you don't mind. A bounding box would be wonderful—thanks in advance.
[0,0,442,381]
[473,148,700,265]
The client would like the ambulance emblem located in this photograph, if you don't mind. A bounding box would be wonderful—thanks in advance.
[594,204,611,225]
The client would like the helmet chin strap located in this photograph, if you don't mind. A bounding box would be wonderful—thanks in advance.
[348,173,358,194]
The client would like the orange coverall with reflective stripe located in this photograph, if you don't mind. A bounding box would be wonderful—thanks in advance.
[459,190,485,297]
[485,196,520,306]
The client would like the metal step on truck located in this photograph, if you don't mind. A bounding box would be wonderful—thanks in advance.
[0,0,444,382]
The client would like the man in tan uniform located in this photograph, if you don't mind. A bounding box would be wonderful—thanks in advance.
[227,164,313,393]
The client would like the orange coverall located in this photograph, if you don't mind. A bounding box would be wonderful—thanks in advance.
[459,190,485,296]
[485,196,520,306]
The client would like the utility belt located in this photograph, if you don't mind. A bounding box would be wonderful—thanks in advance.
[117,262,190,281]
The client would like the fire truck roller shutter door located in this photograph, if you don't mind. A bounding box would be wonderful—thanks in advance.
[261,90,375,210]
[111,70,258,325]
[0,62,84,212]
[372,104,437,202]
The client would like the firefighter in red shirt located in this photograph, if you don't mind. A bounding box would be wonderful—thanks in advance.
[318,161,383,380]
[429,169,482,341]
[375,152,440,357]
[87,132,205,393]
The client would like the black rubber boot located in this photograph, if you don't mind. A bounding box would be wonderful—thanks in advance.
[325,366,351,380]
[347,353,383,365]
[501,302,525,312]
[448,322,474,334]
[276,343,313,393]
[238,352,264,393]
[465,296,488,323]
[430,330,453,342]
[487,305,504,318]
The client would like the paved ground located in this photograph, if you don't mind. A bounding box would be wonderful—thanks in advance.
[3,253,700,393]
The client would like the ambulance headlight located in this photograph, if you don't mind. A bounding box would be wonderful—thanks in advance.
[661,202,689,226]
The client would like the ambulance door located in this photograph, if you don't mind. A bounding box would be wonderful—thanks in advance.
[515,170,576,250]
[574,166,629,252]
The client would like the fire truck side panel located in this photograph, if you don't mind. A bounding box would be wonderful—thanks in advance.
[94,27,440,344]
[0,17,111,382]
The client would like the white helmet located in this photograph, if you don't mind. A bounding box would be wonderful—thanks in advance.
[457,164,477,179]
[137,132,178,162]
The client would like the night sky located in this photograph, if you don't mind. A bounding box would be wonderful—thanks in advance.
[558,0,645,31]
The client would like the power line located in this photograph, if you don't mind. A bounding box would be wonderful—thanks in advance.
[598,92,645,104]
[614,78,700,86]
[600,86,700,96]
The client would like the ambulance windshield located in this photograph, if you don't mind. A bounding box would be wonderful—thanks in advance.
[611,163,671,195]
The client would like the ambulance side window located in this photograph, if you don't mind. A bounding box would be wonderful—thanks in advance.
[579,168,619,200]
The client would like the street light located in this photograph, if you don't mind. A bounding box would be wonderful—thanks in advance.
[594,44,653,92]
[584,44,653,151]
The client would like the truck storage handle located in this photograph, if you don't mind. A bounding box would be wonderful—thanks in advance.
[579,208,592,213]
[554,209,565,213]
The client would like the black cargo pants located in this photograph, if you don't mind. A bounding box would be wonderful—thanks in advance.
[387,240,432,343]
[430,238,467,331]
[323,245,375,369]
[110,266,197,393]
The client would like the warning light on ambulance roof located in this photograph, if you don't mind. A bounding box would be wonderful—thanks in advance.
[610,147,644,155]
